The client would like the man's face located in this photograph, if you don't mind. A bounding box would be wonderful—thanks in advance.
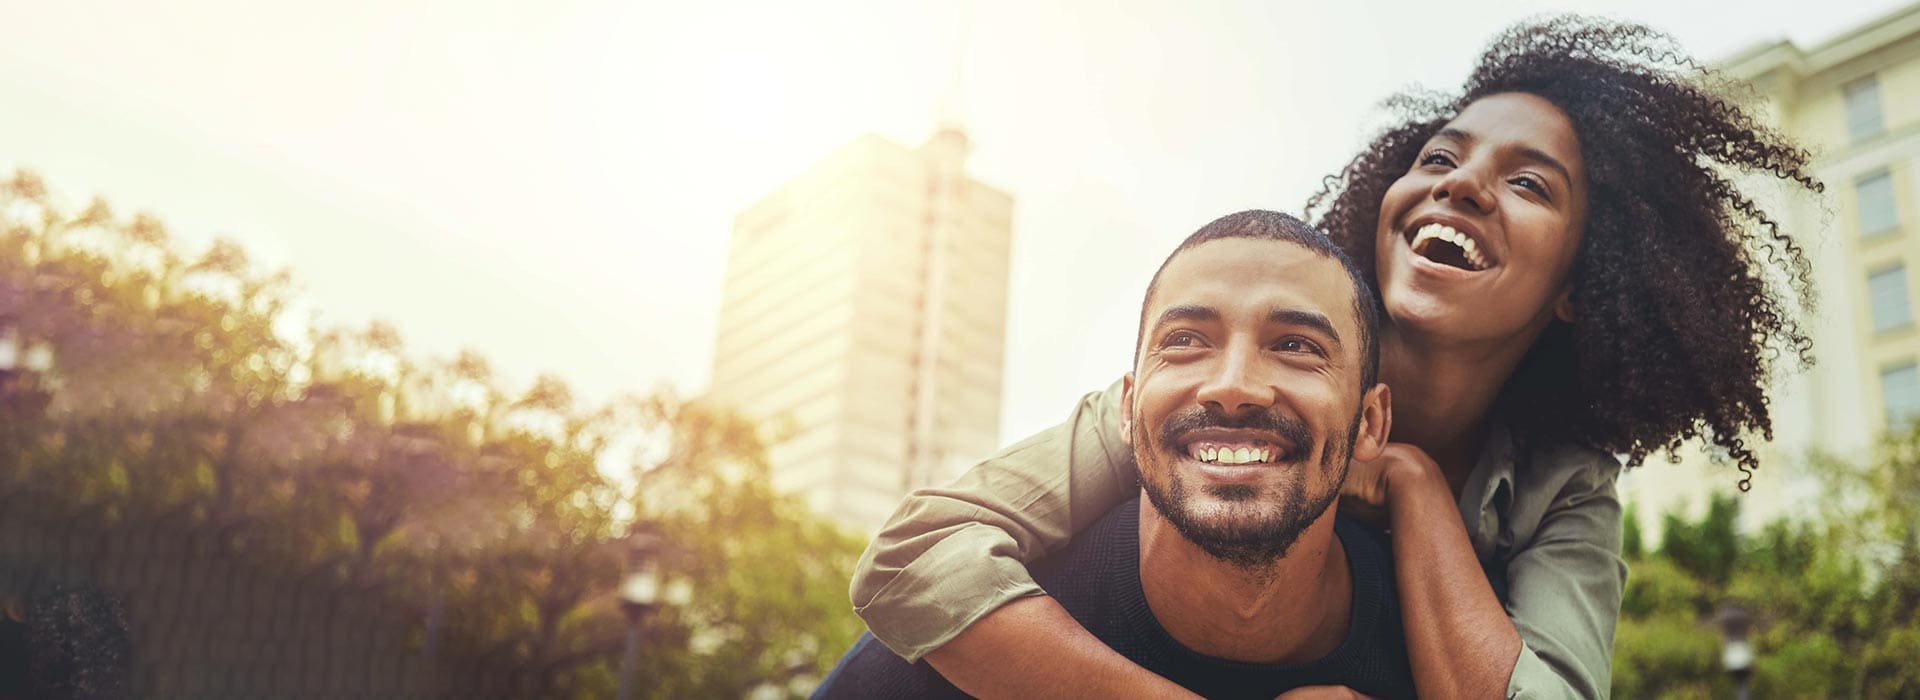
[1124,238,1376,567]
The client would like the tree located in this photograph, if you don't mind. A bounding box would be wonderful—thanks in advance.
[1613,424,1920,698]
[0,168,867,697]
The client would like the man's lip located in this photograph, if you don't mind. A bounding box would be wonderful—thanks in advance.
[1184,460,1281,485]
[1173,427,1294,456]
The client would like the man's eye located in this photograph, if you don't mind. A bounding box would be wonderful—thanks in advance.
[1162,331,1200,348]
[1273,337,1323,355]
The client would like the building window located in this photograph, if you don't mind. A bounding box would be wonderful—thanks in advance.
[1885,362,1920,429]
[1845,77,1884,142]
[1858,171,1898,237]
[1870,265,1914,332]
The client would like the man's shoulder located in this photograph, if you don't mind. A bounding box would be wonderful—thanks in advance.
[812,632,968,700]
[1030,497,1138,589]
[1326,514,1416,699]
[1332,514,1392,561]
[1332,514,1398,607]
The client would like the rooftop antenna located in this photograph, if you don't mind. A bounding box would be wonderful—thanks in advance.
[933,0,974,134]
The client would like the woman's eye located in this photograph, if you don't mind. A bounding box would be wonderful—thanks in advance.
[1419,151,1456,168]
[1511,174,1549,197]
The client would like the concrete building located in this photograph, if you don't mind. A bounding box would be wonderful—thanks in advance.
[707,129,1014,533]
[1620,2,1920,531]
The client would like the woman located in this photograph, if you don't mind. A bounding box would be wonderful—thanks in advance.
[848,15,1821,699]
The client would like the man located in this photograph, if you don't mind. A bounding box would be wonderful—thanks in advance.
[815,210,1415,699]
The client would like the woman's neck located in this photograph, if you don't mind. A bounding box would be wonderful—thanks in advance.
[1377,323,1533,491]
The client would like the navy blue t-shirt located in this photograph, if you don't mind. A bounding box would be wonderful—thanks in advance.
[815,499,1416,699]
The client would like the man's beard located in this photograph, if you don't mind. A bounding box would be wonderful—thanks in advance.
[1136,404,1356,570]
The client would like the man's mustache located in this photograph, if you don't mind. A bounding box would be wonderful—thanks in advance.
[1157,405,1313,458]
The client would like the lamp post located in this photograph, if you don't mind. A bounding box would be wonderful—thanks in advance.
[618,526,665,700]
[1715,604,1755,700]
[0,318,53,398]
[0,318,22,388]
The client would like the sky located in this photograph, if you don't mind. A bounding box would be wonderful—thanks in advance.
[0,0,1905,446]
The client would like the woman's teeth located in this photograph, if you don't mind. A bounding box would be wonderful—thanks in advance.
[1410,223,1489,271]
[1187,445,1277,465]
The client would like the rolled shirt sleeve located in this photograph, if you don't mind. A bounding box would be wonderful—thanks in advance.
[849,381,1137,661]
[1501,453,1627,699]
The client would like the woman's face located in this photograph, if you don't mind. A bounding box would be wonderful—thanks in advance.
[1373,92,1589,348]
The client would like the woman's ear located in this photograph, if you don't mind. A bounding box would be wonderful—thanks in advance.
[1352,382,1392,461]
[1554,286,1576,323]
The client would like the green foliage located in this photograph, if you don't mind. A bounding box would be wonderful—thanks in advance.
[0,170,866,697]
[1615,424,1920,698]
[1860,622,1920,698]
[1611,614,1719,699]
[1622,502,1644,560]
[618,398,868,699]
[1620,557,1703,619]
[1658,492,1741,585]
[1752,631,1848,699]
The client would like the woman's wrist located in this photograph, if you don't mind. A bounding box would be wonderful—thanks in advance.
[1381,451,1450,519]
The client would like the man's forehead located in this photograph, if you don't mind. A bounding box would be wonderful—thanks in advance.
[1148,239,1359,328]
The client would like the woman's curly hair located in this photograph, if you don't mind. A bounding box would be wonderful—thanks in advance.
[1306,15,1823,489]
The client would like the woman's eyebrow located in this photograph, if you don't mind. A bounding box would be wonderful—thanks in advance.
[1439,126,1574,185]
[1435,127,1475,145]
[1515,146,1574,186]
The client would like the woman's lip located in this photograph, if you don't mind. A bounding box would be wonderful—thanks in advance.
[1400,217,1499,269]
[1399,231,1493,280]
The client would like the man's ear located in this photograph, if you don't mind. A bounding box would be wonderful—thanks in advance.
[1352,382,1392,461]
[1119,372,1135,446]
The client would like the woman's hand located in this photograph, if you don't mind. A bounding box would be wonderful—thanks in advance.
[1338,442,1445,530]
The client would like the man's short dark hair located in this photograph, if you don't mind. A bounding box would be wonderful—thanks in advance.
[1136,210,1381,390]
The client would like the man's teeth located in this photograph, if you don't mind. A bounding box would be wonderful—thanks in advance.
[1188,445,1277,465]
[1410,223,1489,270]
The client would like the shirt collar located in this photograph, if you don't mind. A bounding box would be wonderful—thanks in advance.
[1477,422,1518,516]
[1455,421,1518,561]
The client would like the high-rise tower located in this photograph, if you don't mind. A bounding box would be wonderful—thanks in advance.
[708,131,1014,532]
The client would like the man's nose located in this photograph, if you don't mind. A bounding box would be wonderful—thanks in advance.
[1194,342,1274,416]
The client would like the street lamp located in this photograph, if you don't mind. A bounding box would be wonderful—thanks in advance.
[0,318,53,395]
[618,526,667,700]
[1714,604,1755,700]
[0,318,22,383]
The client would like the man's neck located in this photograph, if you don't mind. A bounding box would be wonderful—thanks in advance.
[1135,497,1351,666]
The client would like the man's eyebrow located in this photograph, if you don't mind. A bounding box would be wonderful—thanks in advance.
[1269,308,1342,349]
[1153,305,1218,329]
[1438,126,1573,186]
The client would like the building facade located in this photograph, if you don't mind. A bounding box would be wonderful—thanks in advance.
[707,130,1014,533]
[1621,3,1920,530]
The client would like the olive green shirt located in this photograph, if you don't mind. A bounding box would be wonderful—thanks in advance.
[850,382,1627,699]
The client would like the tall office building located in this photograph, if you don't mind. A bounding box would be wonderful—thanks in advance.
[1620,3,1920,531]
[707,129,1014,533]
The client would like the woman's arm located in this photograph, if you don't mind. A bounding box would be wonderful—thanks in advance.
[923,596,1198,698]
[847,381,1188,696]
[1368,444,1625,699]
[1377,446,1525,697]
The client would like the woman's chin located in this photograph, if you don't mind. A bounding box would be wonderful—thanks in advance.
[1382,292,1460,339]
